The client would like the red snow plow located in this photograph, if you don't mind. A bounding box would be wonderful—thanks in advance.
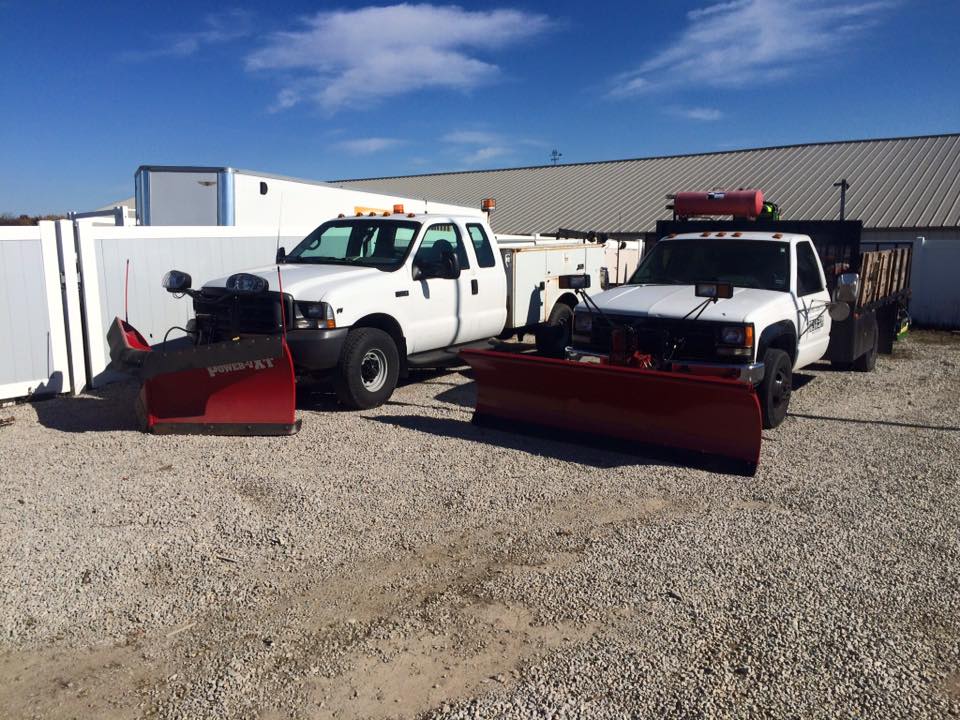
[460,277,763,474]
[106,270,300,436]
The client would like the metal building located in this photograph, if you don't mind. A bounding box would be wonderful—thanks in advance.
[332,133,960,240]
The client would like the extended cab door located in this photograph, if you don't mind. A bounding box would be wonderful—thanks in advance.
[463,222,508,339]
[404,222,474,353]
[793,240,832,368]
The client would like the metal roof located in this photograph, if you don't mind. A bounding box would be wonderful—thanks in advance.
[332,134,960,235]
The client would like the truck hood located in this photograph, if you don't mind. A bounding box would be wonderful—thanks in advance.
[591,284,787,323]
[204,263,381,300]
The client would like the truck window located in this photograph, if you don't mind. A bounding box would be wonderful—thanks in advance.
[414,224,470,269]
[285,219,421,270]
[466,224,496,268]
[796,241,824,296]
[630,239,790,292]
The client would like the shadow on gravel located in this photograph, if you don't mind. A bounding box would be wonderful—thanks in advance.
[32,384,140,433]
[368,413,755,475]
[789,413,960,432]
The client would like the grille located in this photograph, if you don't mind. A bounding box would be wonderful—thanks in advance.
[193,289,294,338]
[585,314,743,363]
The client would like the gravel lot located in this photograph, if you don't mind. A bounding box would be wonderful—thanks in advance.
[1,331,958,719]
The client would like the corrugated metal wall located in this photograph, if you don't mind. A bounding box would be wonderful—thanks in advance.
[335,134,960,236]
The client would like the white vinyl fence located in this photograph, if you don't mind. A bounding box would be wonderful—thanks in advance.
[75,224,312,387]
[0,222,73,399]
[1,220,959,403]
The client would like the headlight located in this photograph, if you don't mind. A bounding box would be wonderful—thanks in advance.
[573,311,593,334]
[295,301,336,329]
[226,273,268,294]
[719,325,754,349]
[721,326,745,345]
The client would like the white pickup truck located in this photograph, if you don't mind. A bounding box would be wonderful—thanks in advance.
[187,211,602,408]
[567,230,861,429]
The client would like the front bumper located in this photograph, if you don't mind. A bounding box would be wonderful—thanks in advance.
[285,327,349,371]
[564,347,765,384]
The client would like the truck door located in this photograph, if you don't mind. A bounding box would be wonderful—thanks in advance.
[405,223,473,353]
[463,222,508,339]
[793,240,833,368]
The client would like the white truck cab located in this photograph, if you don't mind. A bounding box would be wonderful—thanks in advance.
[194,212,601,408]
[568,231,840,428]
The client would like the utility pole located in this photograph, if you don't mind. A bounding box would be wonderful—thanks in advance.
[550,149,562,165]
[833,178,850,220]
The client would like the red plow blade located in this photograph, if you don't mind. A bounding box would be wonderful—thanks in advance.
[107,317,300,436]
[461,349,761,473]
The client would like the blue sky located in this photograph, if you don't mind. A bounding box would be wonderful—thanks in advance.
[2,0,958,214]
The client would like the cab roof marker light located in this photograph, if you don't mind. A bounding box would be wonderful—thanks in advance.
[716,231,726,237]
[337,213,345,218]
[772,233,783,238]
[732,231,742,237]
[701,231,711,237]
[407,212,415,218]
[393,204,404,214]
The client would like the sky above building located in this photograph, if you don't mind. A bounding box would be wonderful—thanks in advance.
[2,0,958,214]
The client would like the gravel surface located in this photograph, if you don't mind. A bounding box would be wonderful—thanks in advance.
[1,331,958,719]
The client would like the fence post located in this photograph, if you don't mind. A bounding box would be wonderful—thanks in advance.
[74,222,108,388]
[56,219,87,394]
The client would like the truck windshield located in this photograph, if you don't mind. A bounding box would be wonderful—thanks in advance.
[628,239,791,292]
[285,219,421,271]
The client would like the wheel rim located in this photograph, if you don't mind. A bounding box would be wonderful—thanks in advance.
[360,349,388,392]
[772,368,791,409]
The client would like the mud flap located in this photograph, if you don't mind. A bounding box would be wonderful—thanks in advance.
[107,317,300,435]
[460,349,762,473]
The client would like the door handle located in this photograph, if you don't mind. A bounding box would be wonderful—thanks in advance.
[471,279,478,295]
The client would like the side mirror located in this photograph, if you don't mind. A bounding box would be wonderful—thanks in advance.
[828,301,851,322]
[442,251,461,280]
[559,274,591,290]
[834,272,859,304]
[412,263,423,281]
[276,246,286,264]
[162,270,192,293]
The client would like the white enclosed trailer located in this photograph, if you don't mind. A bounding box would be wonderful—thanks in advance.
[134,166,480,228]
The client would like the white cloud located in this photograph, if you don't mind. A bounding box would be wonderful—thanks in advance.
[246,4,552,112]
[463,146,510,165]
[337,137,402,154]
[123,9,253,61]
[442,130,500,145]
[442,127,547,166]
[610,0,894,96]
[670,106,724,121]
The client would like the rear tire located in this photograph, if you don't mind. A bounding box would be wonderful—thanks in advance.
[334,328,399,409]
[854,316,878,372]
[758,348,792,429]
[535,302,574,358]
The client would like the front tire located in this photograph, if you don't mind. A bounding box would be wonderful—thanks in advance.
[535,302,574,358]
[334,328,399,409]
[758,348,792,429]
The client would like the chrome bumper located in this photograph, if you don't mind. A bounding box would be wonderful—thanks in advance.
[564,348,765,384]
